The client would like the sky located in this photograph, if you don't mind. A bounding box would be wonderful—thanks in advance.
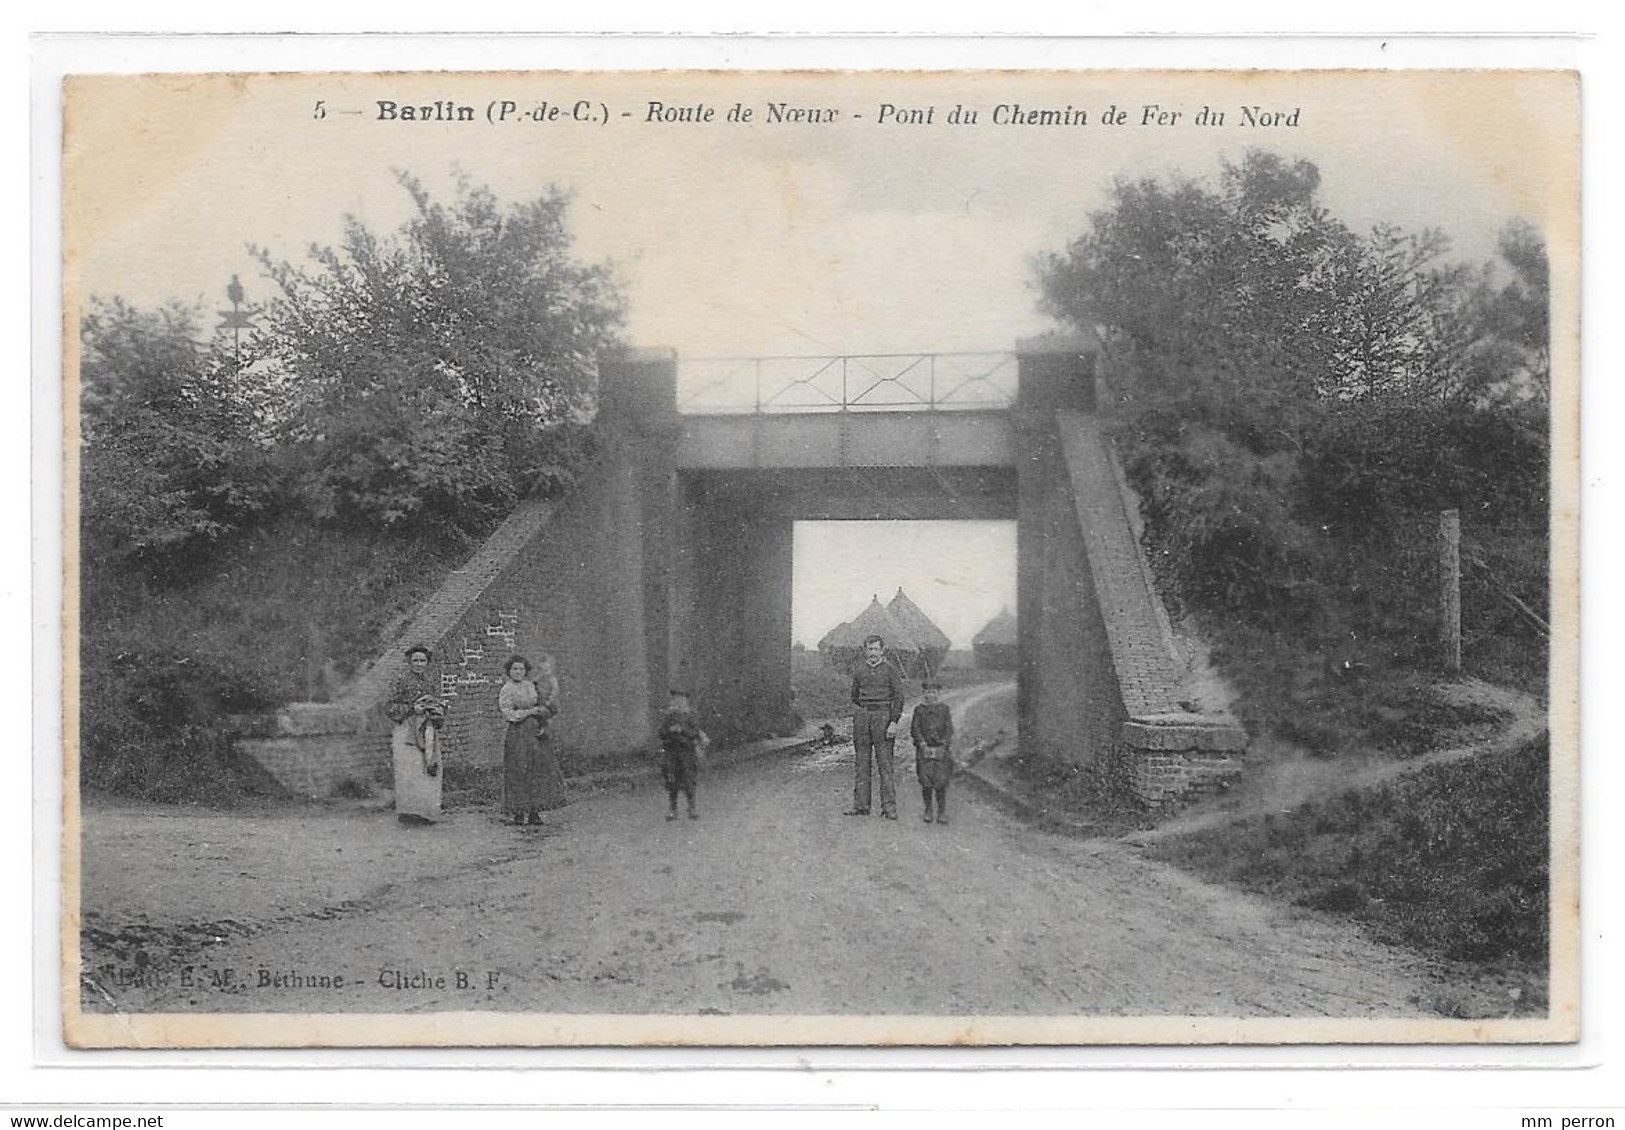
[65,70,1576,371]
[792,520,1016,649]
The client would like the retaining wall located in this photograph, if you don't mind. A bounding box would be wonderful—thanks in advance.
[235,351,678,797]
[1050,411,1248,807]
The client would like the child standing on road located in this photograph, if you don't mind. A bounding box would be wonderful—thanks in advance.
[910,680,955,824]
[657,689,707,821]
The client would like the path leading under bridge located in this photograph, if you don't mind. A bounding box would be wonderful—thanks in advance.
[80,716,1499,1022]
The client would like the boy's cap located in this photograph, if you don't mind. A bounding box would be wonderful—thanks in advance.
[668,688,689,697]
[922,680,942,689]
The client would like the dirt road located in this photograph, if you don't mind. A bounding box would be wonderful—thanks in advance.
[80,730,1493,1019]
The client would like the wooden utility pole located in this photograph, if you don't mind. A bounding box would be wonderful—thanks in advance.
[1439,509,1462,674]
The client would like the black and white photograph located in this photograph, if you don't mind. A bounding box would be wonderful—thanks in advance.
[57,64,1578,1048]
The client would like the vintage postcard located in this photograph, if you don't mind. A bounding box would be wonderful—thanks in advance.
[58,64,1578,1048]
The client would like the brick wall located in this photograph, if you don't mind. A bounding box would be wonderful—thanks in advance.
[339,498,558,715]
[1099,715,1250,808]
[1056,412,1188,718]
[365,418,665,778]
[1044,411,1249,808]
[1101,746,1247,808]
[236,732,385,797]
[233,352,681,797]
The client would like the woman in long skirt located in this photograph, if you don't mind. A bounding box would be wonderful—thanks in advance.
[498,654,565,826]
[384,645,447,825]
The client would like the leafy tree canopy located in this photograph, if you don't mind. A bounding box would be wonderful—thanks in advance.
[77,175,629,794]
[81,173,625,580]
[253,172,625,540]
[79,299,275,576]
[1034,150,1551,707]
[1037,150,1547,421]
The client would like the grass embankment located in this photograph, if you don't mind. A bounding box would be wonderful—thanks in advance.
[81,518,467,804]
[1146,733,1550,1010]
[1208,628,1524,760]
[1062,409,1550,988]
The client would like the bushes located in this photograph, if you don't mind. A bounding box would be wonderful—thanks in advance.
[1203,623,1519,762]
[789,650,853,722]
[79,648,280,804]
[1147,734,1550,969]
[255,174,620,545]
[79,300,281,580]
[79,177,627,801]
[1120,416,1319,621]
[1114,388,1550,739]
[78,517,474,799]
[1042,150,1551,749]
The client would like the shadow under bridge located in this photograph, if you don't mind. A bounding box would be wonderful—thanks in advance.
[669,464,1018,742]
[652,352,1031,743]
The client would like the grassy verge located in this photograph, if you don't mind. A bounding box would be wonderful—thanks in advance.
[81,518,470,804]
[1206,623,1518,760]
[1004,755,1161,835]
[1143,733,1550,1008]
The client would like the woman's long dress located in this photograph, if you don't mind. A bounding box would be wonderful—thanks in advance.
[385,670,444,823]
[500,666,566,816]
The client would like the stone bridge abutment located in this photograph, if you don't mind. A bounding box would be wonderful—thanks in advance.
[236,343,1244,809]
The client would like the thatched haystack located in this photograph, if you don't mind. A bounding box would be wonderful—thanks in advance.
[972,606,1018,670]
[885,587,950,678]
[817,595,923,676]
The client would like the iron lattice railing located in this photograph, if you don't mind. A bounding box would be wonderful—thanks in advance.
[676,352,1018,415]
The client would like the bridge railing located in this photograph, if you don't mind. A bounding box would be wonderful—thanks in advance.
[676,352,1018,415]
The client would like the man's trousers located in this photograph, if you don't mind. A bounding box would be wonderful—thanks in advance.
[852,707,897,815]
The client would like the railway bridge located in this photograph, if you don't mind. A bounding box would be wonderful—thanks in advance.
[238,343,1245,809]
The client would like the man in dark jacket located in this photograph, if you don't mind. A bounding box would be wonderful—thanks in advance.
[847,635,905,819]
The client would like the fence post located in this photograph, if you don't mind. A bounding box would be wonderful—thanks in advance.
[1439,508,1462,674]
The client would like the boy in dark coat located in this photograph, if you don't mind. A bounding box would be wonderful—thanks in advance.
[657,689,707,821]
[909,680,955,824]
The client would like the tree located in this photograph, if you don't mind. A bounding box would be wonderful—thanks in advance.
[255,172,625,542]
[1454,219,1551,405]
[1039,152,1351,415]
[1035,150,1551,705]
[79,298,275,578]
[1036,150,1531,419]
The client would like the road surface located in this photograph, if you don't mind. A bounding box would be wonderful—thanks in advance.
[79,730,1491,1019]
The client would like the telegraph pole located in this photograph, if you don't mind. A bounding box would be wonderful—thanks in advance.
[216,274,258,364]
[1439,508,1462,674]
